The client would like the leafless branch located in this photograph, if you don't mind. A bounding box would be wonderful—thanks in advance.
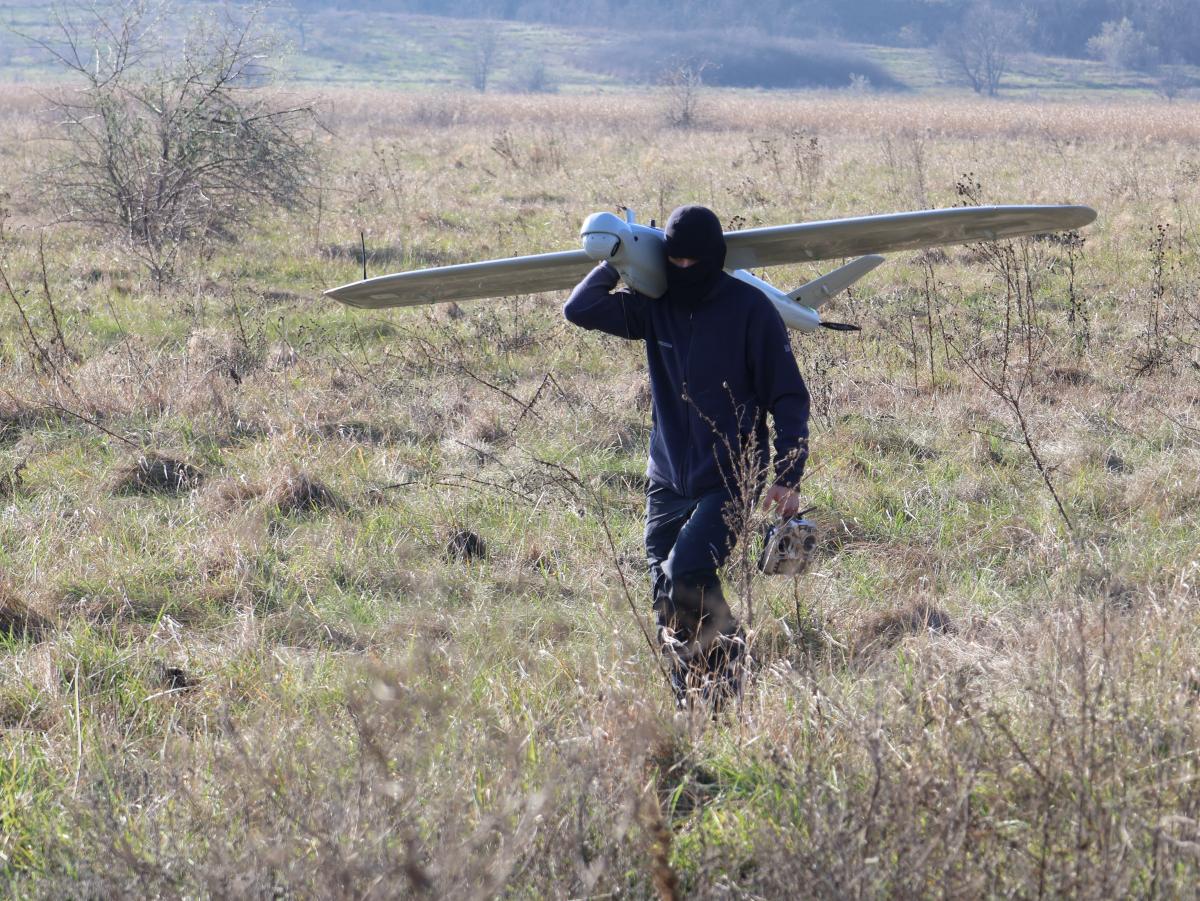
[33,0,321,285]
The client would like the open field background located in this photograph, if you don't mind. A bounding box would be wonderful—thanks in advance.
[0,86,1198,895]
[0,1,1195,98]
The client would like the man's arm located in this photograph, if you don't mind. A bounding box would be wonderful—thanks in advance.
[748,298,811,510]
[562,262,648,340]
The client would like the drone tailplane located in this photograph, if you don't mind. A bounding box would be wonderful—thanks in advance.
[788,254,886,309]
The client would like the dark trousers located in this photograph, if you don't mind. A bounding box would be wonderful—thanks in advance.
[644,481,745,704]
[645,481,739,599]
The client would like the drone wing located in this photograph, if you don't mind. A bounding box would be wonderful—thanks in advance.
[324,249,593,309]
[724,205,1096,269]
[325,205,1096,309]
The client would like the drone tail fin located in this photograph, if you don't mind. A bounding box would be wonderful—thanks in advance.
[788,254,885,309]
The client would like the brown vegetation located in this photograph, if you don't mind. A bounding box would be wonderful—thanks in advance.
[0,86,1197,895]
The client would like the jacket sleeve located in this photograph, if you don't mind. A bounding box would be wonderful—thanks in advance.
[562,262,648,340]
[748,300,810,488]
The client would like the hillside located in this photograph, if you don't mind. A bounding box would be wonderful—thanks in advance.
[0,2,1194,97]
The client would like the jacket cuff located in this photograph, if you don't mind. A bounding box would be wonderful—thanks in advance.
[773,448,807,488]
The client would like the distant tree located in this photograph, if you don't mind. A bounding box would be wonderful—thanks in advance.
[1152,59,1189,101]
[895,23,926,48]
[847,72,872,93]
[940,2,1024,97]
[31,0,320,285]
[661,59,709,128]
[1125,0,1200,66]
[512,58,555,93]
[1086,18,1157,71]
[466,24,501,92]
[1021,0,1113,57]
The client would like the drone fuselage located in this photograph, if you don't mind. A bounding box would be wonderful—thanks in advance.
[580,211,823,332]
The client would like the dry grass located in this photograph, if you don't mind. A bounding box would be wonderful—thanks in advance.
[317,86,1200,142]
[0,86,1197,895]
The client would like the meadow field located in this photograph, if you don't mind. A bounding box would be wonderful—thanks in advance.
[0,86,1198,896]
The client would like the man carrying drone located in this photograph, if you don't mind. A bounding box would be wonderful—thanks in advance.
[326,189,1094,703]
[564,204,811,708]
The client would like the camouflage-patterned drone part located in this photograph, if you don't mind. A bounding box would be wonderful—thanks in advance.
[325,205,1097,332]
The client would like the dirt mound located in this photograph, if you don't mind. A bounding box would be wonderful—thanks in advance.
[0,396,49,447]
[186,328,259,381]
[856,602,954,654]
[205,477,263,512]
[0,461,26,499]
[113,454,204,495]
[155,662,194,691]
[203,469,345,517]
[265,468,343,516]
[0,584,52,641]
[445,529,486,562]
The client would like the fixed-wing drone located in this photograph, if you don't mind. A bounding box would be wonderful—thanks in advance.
[325,205,1097,330]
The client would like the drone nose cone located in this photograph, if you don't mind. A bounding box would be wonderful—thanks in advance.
[580,211,631,261]
[583,232,620,260]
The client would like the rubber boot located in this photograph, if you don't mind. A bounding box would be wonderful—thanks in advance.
[660,576,745,712]
[653,591,691,707]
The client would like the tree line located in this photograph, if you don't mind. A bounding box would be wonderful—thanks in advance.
[295,0,1200,67]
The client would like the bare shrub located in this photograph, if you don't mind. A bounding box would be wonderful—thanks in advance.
[938,223,1077,533]
[0,250,76,383]
[662,59,709,129]
[880,128,929,208]
[1131,222,1192,375]
[741,131,825,207]
[1153,61,1191,101]
[33,0,321,284]
[511,58,556,94]
[489,128,566,174]
[266,339,300,371]
[404,93,471,128]
[466,23,501,93]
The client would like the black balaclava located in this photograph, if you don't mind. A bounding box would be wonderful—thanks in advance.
[663,204,726,301]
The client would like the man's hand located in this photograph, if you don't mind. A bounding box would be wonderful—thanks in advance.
[763,483,802,519]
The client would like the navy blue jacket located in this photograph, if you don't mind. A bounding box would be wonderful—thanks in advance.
[563,262,810,497]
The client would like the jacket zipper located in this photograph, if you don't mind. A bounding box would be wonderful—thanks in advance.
[681,310,694,496]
